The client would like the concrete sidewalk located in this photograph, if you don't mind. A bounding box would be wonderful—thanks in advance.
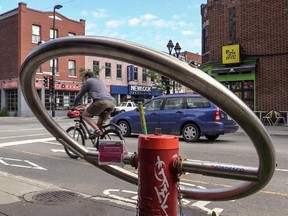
[0,171,209,216]
[0,171,138,216]
[237,124,288,137]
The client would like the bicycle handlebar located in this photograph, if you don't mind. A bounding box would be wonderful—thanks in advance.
[19,36,275,201]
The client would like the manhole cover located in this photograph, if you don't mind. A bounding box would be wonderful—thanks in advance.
[25,190,79,205]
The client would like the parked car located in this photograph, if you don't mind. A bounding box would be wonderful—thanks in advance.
[110,94,239,142]
[67,103,90,118]
[110,102,137,117]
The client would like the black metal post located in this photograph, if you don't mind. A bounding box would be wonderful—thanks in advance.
[51,5,62,117]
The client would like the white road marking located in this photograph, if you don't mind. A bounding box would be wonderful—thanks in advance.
[0,133,50,140]
[0,138,55,147]
[103,188,224,215]
[0,128,45,132]
[276,168,288,172]
[191,201,223,216]
[51,149,65,153]
[0,157,47,170]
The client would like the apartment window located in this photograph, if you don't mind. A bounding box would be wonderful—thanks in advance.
[32,25,40,43]
[134,67,138,81]
[50,59,58,75]
[6,89,18,111]
[68,60,76,76]
[50,29,58,39]
[229,7,236,44]
[116,64,122,79]
[105,63,111,78]
[142,68,147,82]
[93,61,99,71]
[202,26,208,54]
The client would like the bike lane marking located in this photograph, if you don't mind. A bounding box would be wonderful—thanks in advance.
[0,133,50,140]
[0,138,55,147]
[102,186,224,215]
[0,157,47,170]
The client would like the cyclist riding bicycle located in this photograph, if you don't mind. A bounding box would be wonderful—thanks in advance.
[71,71,115,138]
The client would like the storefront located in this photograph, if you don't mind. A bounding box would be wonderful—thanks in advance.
[200,44,257,110]
[110,84,162,104]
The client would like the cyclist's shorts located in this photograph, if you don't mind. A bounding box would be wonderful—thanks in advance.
[86,99,115,116]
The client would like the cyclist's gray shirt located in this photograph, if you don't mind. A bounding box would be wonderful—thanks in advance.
[73,77,114,106]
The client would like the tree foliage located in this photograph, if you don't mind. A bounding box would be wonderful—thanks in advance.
[146,69,182,93]
[79,66,103,82]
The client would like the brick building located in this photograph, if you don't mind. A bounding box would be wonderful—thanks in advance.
[200,0,288,112]
[0,2,85,116]
[0,2,201,116]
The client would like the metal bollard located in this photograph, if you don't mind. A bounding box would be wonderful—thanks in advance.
[138,132,179,216]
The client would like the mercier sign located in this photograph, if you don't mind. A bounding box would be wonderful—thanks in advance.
[129,85,152,95]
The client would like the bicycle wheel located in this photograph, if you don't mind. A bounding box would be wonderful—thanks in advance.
[95,128,124,149]
[65,126,85,159]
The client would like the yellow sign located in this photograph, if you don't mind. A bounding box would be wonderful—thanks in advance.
[222,44,241,64]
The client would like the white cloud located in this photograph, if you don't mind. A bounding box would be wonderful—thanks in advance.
[85,22,98,35]
[81,10,88,16]
[106,20,125,28]
[91,9,109,18]
[128,18,141,26]
[151,19,167,27]
[141,14,158,21]
[172,14,187,20]
[181,30,194,36]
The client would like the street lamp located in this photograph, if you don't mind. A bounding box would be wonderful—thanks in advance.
[51,4,62,117]
[166,40,174,55]
[174,42,181,58]
[166,40,181,94]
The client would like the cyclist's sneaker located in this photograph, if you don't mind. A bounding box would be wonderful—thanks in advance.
[89,129,103,139]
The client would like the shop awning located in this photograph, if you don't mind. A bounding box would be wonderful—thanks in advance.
[211,63,256,74]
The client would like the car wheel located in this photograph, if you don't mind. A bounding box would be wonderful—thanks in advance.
[182,123,200,142]
[204,134,220,141]
[120,110,125,113]
[117,120,131,137]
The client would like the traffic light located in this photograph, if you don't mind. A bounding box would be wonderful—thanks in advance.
[43,76,48,87]
[49,76,54,94]
[161,76,170,94]
[161,76,170,86]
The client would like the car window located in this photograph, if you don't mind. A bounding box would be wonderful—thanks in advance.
[186,97,210,108]
[164,98,184,110]
[144,98,163,111]
[127,103,131,107]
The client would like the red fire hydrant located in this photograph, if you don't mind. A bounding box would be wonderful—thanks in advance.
[138,132,179,216]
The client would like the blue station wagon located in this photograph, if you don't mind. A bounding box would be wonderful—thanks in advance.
[110,94,239,142]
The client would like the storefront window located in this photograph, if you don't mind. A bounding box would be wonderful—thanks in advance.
[224,80,254,110]
[6,89,18,111]
[45,90,78,110]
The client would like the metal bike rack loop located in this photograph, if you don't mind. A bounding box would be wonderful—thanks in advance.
[20,36,275,201]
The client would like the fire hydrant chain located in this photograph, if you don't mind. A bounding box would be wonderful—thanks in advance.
[178,182,185,216]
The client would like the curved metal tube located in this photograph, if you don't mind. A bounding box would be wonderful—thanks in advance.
[19,36,275,201]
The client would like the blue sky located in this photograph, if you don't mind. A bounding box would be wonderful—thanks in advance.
[0,0,207,54]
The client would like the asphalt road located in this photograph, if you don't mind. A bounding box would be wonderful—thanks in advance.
[0,117,287,216]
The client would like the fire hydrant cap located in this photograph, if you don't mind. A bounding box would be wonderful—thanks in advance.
[138,134,178,150]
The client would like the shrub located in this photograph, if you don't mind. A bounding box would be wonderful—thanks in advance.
[0,108,9,116]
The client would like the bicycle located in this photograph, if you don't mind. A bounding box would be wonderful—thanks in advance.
[65,107,124,159]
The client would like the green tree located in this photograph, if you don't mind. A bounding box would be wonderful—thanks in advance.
[146,69,182,94]
[79,65,103,82]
